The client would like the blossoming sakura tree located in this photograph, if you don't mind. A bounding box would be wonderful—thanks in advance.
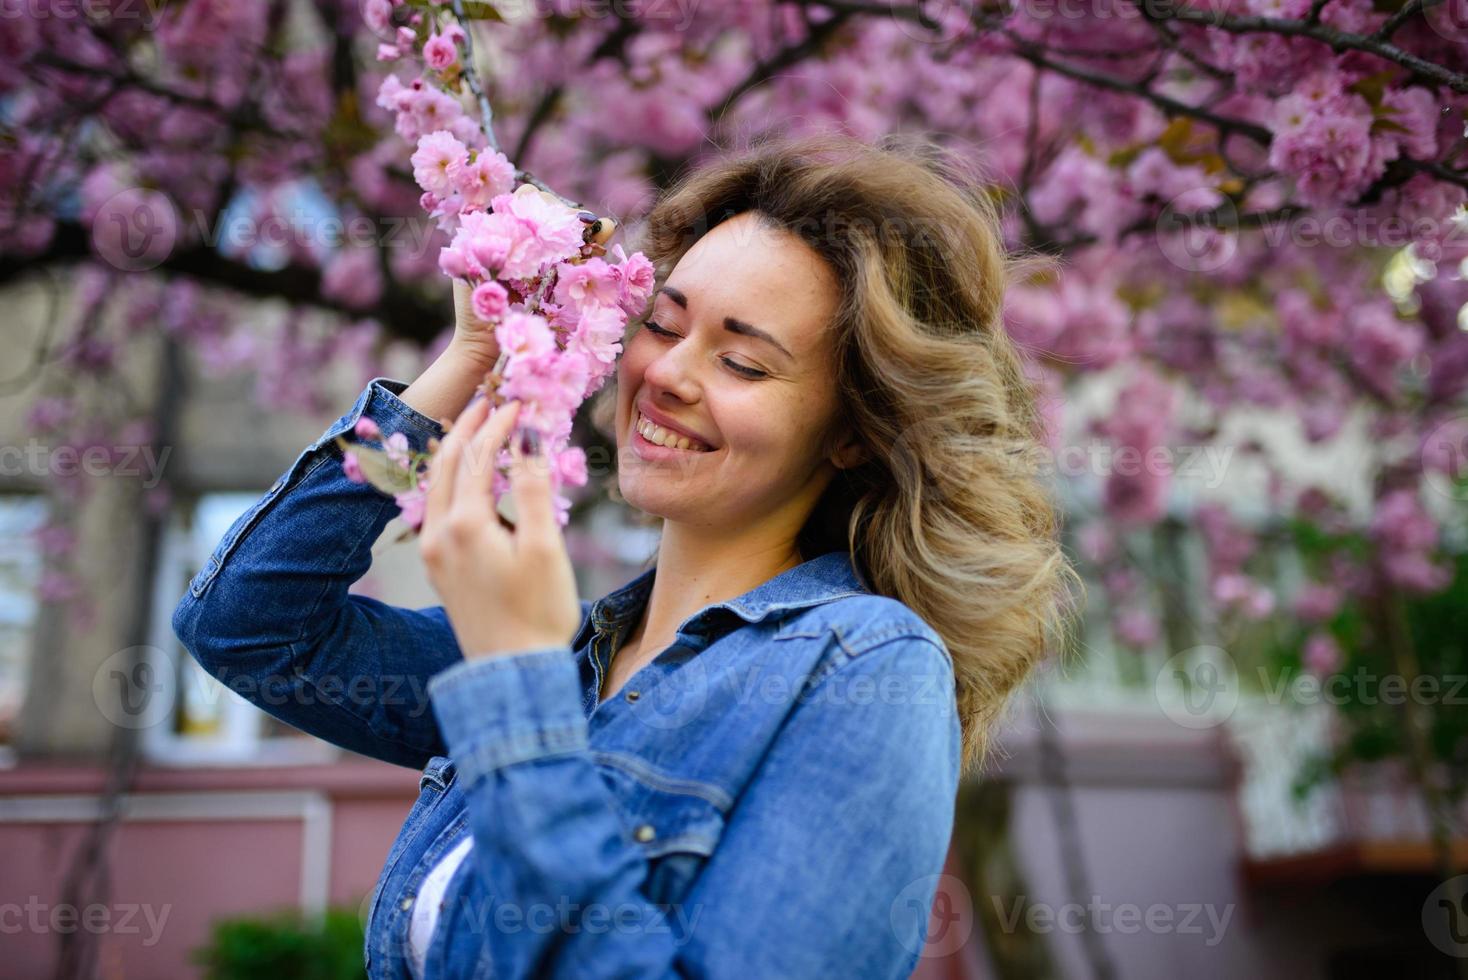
[3,1,1468,821]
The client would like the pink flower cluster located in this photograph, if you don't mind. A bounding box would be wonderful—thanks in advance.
[376,74,483,151]
[1194,501,1278,621]
[351,7,656,529]
[1097,370,1178,527]
[411,130,517,222]
[1369,488,1450,593]
[1268,68,1440,208]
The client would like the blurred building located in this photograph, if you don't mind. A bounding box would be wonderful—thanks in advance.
[0,281,1455,978]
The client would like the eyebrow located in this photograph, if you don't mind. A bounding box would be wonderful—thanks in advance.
[656,286,795,362]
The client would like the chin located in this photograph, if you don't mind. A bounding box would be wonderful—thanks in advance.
[617,474,696,522]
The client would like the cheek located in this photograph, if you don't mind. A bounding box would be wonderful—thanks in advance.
[719,391,829,469]
[617,331,655,388]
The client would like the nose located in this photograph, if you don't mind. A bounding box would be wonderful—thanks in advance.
[641,332,703,405]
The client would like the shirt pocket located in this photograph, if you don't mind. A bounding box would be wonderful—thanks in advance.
[601,763,730,911]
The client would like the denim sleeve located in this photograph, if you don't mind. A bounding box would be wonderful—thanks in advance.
[171,377,462,769]
[427,635,962,978]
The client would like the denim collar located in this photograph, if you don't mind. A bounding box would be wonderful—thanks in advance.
[579,549,870,647]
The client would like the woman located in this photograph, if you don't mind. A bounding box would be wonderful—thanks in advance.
[172,132,1077,979]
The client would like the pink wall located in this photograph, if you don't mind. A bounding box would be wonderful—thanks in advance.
[0,759,417,978]
[0,760,980,979]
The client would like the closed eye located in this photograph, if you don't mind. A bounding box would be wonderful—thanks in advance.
[643,320,769,380]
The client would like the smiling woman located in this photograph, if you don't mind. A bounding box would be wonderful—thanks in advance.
[172,130,1081,979]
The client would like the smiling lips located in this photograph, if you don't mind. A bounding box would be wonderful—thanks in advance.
[635,409,714,453]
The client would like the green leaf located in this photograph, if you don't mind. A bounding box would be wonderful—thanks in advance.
[1347,69,1396,107]
[335,438,417,495]
[458,1,505,21]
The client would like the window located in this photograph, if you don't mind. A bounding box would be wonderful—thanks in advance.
[0,494,47,760]
[144,492,338,765]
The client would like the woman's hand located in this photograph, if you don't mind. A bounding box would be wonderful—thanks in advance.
[396,280,501,424]
[420,396,581,659]
[450,278,502,370]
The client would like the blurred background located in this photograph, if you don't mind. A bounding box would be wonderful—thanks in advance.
[1,0,1467,978]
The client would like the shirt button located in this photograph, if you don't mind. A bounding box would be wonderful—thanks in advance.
[399,896,414,910]
[633,823,656,843]
[625,690,640,702]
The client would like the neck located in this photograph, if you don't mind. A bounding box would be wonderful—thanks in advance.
[630,519,805,651]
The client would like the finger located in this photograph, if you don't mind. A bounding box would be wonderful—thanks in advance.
[424,395,490,530]
[450,399,520,528]
[508,426,558,553]
[457,398,520,492]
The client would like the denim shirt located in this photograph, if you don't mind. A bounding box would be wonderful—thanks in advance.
[171,378,962,980]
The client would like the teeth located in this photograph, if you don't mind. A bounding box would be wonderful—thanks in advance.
[638,412,710,452]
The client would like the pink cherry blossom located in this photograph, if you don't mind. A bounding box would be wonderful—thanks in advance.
[568,304,626,366]
[611,244,656,316]
[423,31,458,72]
[456,151,516,209]
[343,451,367,483]
[494,311,556,361]
[384,431,411,467]
[1303,632,1342,676]
[493,185,586,270]
[411,130,468,198]
[471,280,509,321]
[394,484,428,531]
[554,257,621,316]
[1113,607,1159,650]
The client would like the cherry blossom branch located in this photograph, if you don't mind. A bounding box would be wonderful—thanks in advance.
[999,31,1275,146]
[1141,1,1468,93]
[512,15,641,166]
[448,0,500,154]
[999,27,1468,194]
[1373,0,1425,39]
[447,0,583,212]
[0,221,451,345]
[710,7,854,122]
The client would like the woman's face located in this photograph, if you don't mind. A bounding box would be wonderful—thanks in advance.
[614,211,856,531]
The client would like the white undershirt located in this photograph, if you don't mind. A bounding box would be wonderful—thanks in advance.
[406,835,475,980]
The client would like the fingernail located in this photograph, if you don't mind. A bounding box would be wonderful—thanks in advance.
[577,210,597,223]
[467,389,486,407]
[518,428,541,457]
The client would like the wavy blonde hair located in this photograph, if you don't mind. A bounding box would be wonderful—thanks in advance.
[595,132,1081,776]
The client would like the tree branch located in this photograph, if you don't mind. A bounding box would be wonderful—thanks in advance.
[1150,2,1468,93]
[0,222,452,345]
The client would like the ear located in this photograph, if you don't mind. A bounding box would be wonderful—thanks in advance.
[829,428,868,471]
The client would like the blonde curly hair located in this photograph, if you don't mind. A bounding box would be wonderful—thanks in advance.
[596,131,1082,776]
